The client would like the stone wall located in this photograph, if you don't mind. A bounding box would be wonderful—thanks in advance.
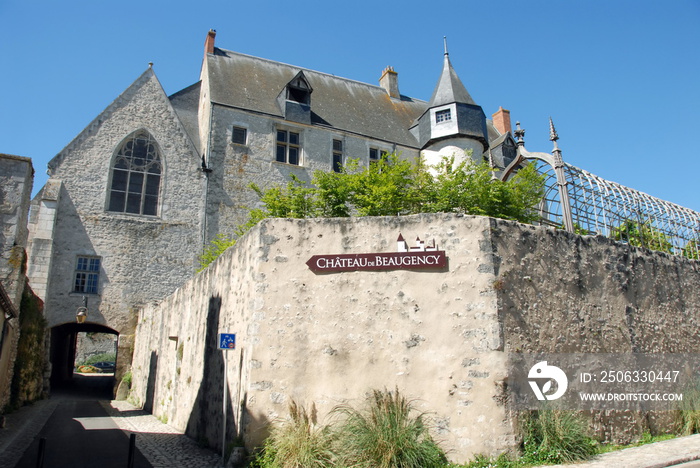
[0,154,33,304]
[129,214,700,463]
[75,333,118,365]
[0,154,34,411]
[29,70,205,337]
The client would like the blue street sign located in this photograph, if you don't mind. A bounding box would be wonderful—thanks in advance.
[218,333,236,350]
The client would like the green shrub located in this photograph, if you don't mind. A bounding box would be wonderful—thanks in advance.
[459,452,519,468]
[676,379,700,435]
[611,220,674,254]
[519,409,596,464]
[333,388,447,468]
[251,401,335,468]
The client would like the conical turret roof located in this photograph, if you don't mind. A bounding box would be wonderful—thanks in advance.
[427,51,476,107]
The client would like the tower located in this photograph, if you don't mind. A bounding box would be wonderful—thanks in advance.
[411,38,488,169]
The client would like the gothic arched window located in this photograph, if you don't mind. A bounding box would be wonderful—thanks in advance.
[107,130,162,216]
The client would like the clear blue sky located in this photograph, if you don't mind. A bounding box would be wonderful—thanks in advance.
[1,0,698,212]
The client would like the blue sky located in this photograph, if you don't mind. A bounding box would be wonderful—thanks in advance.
[1,0,699,212]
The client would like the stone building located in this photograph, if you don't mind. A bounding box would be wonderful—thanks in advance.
[26,30,516,386]
[0,154,35,409]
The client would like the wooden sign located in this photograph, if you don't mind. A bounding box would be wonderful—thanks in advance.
[306,234,447,273]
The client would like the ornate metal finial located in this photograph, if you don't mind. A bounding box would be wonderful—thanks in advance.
[514,121,525,146]
[549,117,559,142]
[443,36,449,56]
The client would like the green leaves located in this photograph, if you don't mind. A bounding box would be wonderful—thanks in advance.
[611,220,674,254]
[198,153,546,271]
[255,153,545,223]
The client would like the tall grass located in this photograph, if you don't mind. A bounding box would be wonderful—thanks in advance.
[332,388,447,468]
[251,401,335,468]
[519,409,596,464]
[676,379,700,435]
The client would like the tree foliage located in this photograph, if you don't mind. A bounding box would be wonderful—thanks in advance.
[253,153,545,223]
[199,153,545,270]
[611,219,674,254]
[682,239,700,260]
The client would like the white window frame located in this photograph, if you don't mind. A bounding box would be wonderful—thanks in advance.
[73,256,101,295]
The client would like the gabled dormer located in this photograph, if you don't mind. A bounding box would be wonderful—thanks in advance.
[488,132,517,172]
[277,71,313,124]
[412,44,488,158]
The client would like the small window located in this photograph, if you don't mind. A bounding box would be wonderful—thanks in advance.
[74,256,100,294]
[332,139,343,173]
[369,148,388,162]
[436,109,452,123]
[232,127,247,145]
[276,130,301,165]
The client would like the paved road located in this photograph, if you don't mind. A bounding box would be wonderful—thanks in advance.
[12,373,151,468]
[14,398,152,468]
[2,372,222,468]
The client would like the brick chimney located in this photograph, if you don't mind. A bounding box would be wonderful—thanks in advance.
[379,66,400,99]
[205,29,216,55]
[492,106,512,135]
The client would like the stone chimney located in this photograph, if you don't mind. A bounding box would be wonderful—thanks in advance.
[205,29,216,55]
[379,66,400,99]
[492,106,512,135]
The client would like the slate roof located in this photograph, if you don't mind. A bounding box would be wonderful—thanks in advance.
[427,53,476,108]
[169,82,202,153]
[205,48,429,148]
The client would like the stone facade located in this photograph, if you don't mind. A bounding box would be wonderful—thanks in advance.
[129,214,700,462]
[0,154,34,410]
[33,69,205,332]
[0,155,33,304]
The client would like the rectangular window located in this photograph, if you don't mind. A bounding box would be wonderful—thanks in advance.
[369,148,388,162]
[332,139,343,173]
[276,130,301,165]
[232,126,247,145]
[74,256,100,294]
[435,109,452,123]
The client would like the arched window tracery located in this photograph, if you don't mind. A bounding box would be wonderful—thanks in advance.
[107,130,162,216]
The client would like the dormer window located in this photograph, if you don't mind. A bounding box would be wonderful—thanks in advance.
[279,71,313,124]
[288,86,310,105]
[436,109,452,123]
[286,73,311,105]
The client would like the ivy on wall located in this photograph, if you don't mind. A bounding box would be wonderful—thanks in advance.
[7,284,46,411]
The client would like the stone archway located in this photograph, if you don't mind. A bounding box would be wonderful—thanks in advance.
[49,322,119,396]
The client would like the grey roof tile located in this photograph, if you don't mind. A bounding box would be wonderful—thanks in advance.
[206,49,427,147]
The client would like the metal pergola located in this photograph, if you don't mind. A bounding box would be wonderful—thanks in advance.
[501,120,700,259]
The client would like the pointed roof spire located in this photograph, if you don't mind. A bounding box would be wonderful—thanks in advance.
[427,37,476,107]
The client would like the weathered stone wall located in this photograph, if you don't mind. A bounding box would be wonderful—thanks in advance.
[75,333,118,365]
[35,70,205,334]
[127,214,700,462]
[131,214,512,461]
[489,219,700,443]
[0,154,33,304]
[0,154,34,411]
